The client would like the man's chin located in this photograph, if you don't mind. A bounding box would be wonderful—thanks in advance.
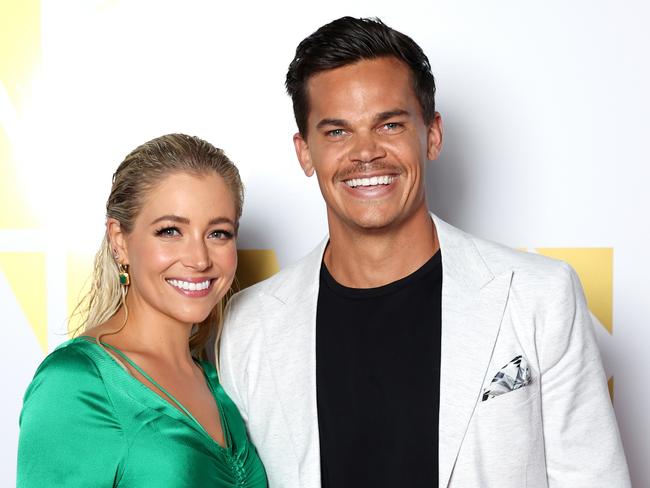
[340,213,402,233]
[328,202,429,235]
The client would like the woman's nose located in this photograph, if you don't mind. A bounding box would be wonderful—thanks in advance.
[183,238,211,271]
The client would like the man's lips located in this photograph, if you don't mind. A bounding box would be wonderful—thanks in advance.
[343,174,396,188]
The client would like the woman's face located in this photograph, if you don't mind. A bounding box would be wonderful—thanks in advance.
[114,171,238,327]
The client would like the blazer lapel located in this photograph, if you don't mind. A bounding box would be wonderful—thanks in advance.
[262,240,327,487]
[257,217,511,487]
[433,216,513,488]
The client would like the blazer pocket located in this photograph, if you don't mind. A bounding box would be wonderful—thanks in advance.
[477,383,539,419]
[459,383,542,487]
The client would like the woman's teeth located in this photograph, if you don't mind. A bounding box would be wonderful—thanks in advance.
[166,279,211,291]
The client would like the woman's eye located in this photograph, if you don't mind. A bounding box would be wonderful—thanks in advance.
[155,227,180,237]
[210,230,234,240]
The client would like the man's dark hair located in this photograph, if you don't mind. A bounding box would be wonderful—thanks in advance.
[285,16,436,136]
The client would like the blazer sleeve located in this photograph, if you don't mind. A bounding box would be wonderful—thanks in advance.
[219,294,249,423]
[539,264,630,487]
[17,346,125,487]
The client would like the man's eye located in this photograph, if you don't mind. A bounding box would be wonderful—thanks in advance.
[326,129,346,137]
[383,122,402,130]
[155,227,180,237]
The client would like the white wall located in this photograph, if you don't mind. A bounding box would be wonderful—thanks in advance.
[1,1,647,485]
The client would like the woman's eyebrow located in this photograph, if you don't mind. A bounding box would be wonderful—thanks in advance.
[149,215,235,226]
[150,215,190,225]
[208,217,235,226]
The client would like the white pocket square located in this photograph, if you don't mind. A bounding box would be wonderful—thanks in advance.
[482,355,531,402]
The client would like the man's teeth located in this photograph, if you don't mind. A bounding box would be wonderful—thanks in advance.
[167,279,211,291]
[344,175,394,188]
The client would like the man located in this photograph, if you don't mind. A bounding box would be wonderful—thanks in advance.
[219,17,630,488]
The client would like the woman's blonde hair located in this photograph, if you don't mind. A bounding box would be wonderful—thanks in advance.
[74,133,243,358]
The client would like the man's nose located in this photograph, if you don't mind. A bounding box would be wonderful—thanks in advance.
[348,130,386,163]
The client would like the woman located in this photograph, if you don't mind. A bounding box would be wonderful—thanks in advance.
[17,134,267,487]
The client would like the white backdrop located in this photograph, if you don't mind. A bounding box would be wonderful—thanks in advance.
[1,1,648,486]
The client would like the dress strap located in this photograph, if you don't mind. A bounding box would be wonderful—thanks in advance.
[76,337,231,450]
[101,343,196,422]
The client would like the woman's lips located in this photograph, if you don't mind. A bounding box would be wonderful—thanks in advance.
[165,278,214,297]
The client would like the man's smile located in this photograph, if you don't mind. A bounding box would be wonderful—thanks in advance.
[343,175,396,188]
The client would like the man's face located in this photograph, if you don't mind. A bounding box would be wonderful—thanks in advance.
[294,57,442,233]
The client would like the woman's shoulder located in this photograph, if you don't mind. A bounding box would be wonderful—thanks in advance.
[18,339,127,485]
[23,338,110,405]
[34,338,103,376]
[20,337,123,435]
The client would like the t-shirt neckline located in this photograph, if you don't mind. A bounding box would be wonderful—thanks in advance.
[320,250,441,299]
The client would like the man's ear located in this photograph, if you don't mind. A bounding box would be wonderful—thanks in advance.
[426,112,444,161]
[293,132,315,177]
[107,218,129,264]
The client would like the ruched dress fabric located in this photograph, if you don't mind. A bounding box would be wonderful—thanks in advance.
[17,338,267,488]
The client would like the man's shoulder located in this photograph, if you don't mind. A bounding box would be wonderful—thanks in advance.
[225,241,324,324]
[460,231,580,313]
[437,215,568,272]
[473,235,571,278]
[440,219,577,293]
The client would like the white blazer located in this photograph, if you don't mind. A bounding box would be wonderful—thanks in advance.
[219,215,630,488]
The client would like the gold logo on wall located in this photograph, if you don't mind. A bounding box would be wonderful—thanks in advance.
[0,0,46,351]
[234,249,280,291]
[535,248,613,334]
[529,247,614,400]
[0,0,41,229]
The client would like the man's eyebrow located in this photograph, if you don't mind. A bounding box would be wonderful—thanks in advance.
[374,109,410,123]
[316,118,349,130]
[150,215,235,227]
[315,110,411,130]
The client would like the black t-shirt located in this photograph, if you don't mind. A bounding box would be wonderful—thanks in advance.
[316,251,442,488]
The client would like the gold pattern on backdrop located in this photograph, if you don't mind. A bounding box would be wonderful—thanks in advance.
[0,253,46,351]
[235,250,280,291]
[0,0,41,228]
[531,248,614,401]
[536,248,613,334]
[0,1,46,353]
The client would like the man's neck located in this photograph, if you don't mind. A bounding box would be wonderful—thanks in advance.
[324,206,439,288]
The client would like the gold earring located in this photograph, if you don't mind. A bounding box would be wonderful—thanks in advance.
[118,263,130,286]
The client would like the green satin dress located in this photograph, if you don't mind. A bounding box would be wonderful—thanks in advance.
[17,337,267,487]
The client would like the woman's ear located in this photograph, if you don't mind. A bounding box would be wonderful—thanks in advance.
[107,218,129,264]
